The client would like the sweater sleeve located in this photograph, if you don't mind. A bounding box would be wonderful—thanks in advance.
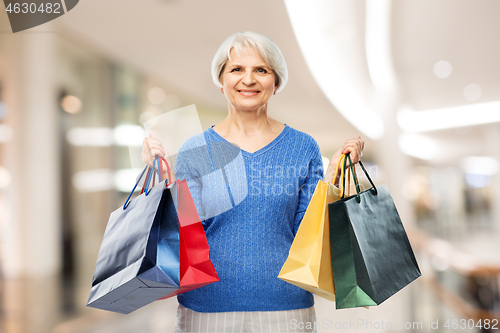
[293,141,324,235]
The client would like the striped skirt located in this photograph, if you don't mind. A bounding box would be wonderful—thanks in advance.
[174,304,317,333]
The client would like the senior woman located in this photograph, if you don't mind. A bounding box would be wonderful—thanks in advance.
[142,31,364,332]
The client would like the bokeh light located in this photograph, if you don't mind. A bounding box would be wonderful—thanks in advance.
[148,87,166,105]
[60,95,83,114]
[431,253,450,271]
[463,83,482,101]
[0,101,6,119]
[0,124,13,143]
[0,165,12,189]
[433,60,453,78]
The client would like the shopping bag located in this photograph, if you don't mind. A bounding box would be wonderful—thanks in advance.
[157,178,219,300]
[87,157,180,314]
[278,155,349,301]
[87,156,218,314]
[328,154,421,309]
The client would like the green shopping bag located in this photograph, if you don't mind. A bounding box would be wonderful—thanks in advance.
[328,154,421,309]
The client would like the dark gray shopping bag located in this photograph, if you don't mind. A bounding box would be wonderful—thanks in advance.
[87,157,181,314]
[328,154,421,309]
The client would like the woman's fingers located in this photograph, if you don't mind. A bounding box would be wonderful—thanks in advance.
[141,140,154,166]
[149,132,168,157]
[141,134,168,166]
[149,131,160,141]
[325,136,365,184]
[340,136,364,164]
[145,142,166,158]
[139,132,175,181]
[141,139,155,158]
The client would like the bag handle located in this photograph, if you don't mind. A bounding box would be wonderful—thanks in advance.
[346,159,351,197]
[140,156,165,194]
[123,156,162,209]
[332,154,345,186]
[341,154,360,202]
[334,155,350,197]
[161,156,173,186]
[140,167,152,195]
[359,159,376,192]
[340,153,377,203]
[339,154,355,198]
[332,154,351,198]
[143,156,162,195]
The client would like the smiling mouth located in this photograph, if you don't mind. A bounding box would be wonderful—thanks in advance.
[238,90,260,95]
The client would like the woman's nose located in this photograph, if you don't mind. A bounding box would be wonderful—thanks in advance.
[242,71,256,85]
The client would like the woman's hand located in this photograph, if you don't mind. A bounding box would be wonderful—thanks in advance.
[324,136,365,186]
[141,132,174,181]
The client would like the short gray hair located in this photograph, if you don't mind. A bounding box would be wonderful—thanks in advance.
[211,31,288,94]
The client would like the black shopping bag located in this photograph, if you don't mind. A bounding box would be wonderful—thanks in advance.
[328,154,421,309]
[87,157,181,314]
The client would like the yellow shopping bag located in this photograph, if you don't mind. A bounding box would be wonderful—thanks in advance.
[278,155,349,301]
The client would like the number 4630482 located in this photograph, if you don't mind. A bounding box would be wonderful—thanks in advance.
[5,2,62,14]
[444,319,498,330]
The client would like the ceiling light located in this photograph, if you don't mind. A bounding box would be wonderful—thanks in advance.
[461,156,499,176]
[114,168,145,192]
[284,0,384,140]
[397,102,500,132]
[66,127,114,146]
[72,169,114,192]
[465,174,492,189]
[365,0,396,92]
[113,125,145,147]
[398,133,438,160]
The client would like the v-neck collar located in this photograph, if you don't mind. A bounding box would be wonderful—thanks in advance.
[208,124,290,157]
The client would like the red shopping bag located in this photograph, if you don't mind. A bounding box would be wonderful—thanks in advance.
[158,178,219,299]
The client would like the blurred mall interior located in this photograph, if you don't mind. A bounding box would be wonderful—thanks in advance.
[0,0,499,332]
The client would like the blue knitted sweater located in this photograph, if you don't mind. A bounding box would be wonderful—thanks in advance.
[174,124,324,312]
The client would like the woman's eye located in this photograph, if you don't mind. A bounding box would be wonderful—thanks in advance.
[231,68,241,72]
[257,68,267,73]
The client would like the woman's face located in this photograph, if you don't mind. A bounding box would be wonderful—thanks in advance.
[220,46,277,112]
